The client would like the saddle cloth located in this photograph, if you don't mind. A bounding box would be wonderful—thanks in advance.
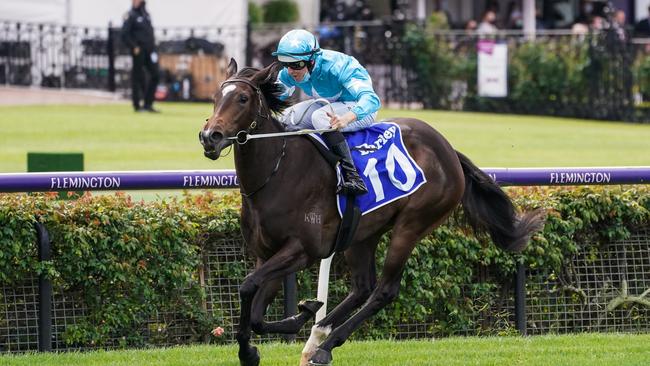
[312,122,427,217]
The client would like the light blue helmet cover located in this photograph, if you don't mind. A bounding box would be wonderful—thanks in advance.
[272,29,321,62]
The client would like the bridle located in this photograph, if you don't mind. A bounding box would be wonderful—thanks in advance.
[213,77,336,198]
[218,77,286,198]
[220,78,270,145]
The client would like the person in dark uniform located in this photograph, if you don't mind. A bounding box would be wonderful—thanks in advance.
[121,0,160,112]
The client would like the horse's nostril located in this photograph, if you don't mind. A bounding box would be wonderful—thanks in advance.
[210,131,223,141]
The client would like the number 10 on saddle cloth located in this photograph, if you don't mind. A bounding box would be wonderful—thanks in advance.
[335,122,427,216]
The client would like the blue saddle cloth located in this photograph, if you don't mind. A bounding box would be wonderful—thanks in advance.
[314,122,427,217]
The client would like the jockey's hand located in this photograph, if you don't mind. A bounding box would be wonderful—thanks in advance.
[326,111,357,130]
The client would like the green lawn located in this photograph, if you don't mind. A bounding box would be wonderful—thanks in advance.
[1,103,649,173]
[2,334,649,366]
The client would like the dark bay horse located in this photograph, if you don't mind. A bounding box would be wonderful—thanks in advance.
[199,59,544,366]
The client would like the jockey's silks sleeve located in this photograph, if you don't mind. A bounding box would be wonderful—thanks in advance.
[337,62,380,121]
[274,49,381,121]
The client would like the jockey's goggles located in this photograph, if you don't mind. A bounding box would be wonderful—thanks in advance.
[281,60,308,70]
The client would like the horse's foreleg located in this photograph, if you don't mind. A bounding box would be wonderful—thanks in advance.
[308,229,423,366]
[250,278,323,335]
[236,238,310,366]
[300,238,379,366]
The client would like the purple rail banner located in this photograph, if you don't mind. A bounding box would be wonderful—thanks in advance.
[0,167,648,193]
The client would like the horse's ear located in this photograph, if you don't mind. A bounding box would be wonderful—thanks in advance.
[226,58,238,79]
[251,62,281,86]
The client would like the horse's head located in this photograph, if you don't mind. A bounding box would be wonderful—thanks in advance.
[199,58,287,160]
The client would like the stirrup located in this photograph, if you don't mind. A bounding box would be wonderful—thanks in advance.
[338,180,368,195]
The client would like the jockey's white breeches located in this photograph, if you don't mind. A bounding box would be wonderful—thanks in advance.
[280,100,377,132]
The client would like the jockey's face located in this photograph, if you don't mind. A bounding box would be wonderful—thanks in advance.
[287,63,309,82]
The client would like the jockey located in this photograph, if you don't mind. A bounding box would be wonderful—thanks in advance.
[272,29,381,196]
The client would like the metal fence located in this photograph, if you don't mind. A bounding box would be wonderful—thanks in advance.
[527,227,650,334]
[0,22,110,89]
[0,21,242,100]
[3,20,650,121]
[237,23,650,122]
[1,225,648,353]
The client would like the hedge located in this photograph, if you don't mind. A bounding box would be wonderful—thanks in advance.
[0,186,648,346]
[400,26,644,121]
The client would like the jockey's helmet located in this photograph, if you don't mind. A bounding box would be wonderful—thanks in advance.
[272,29,321,63]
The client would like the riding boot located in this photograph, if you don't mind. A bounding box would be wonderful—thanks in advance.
[323,131,368,195]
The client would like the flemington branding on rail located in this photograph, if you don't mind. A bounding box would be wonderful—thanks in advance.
[1,167,646,193]
[549,171,611,184]
[182,174,239,188]
[50,177,121,189]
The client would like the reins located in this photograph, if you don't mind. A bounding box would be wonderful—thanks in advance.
[220,79,343,197]
[218,85,337,145]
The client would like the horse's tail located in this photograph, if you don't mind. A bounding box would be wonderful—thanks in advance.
[456,151,545,253]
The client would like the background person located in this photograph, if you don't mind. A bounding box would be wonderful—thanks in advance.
[613,10,629,41]
[121,0,160,113]
[477,10,498,35]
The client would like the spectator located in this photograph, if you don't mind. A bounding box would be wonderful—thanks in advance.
[506,1,523,29]
[571,20,589,36]
[477,10,498,35]
[635,6,650,37]
[535,6,549,30]
[455,20,479,54]
[590,15,604,31]
[614,9,626,26]
[613,10,629,41]
[465,19,478,32]
[121,0,160,113]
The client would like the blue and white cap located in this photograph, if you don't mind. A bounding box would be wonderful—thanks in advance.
[272,29,321,62]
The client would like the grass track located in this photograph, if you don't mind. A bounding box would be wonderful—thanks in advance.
[1,103,648,173]
[1,103,647,200]
[1,333,649,366]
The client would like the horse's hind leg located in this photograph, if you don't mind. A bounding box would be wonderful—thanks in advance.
[250,277,323,335]
[300,234,380,366]
[308,221,440,365]
[236,238,310,366]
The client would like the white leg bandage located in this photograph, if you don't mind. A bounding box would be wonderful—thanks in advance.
[300,324,332,366]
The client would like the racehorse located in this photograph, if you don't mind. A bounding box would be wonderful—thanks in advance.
[199,59,545,366]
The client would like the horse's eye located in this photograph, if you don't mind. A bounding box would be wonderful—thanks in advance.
[240,95,249,103]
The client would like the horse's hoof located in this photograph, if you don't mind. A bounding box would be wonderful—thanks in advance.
[298,299,324,316]
[308,348,332,366]
[239,345,260,366]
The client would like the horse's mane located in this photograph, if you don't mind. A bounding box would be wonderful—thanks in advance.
[235,66,291,116]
